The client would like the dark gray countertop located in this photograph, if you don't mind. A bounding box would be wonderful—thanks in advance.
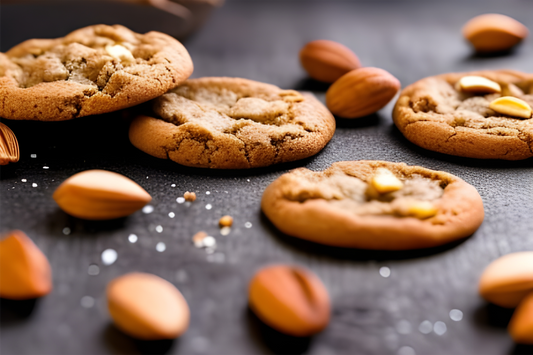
[2,1,533,354]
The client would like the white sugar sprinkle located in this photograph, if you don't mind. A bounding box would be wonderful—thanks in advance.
[203,236,216,247]
[379,266,391,278]
[32,183,38,187]
[433,321,447,335]
[449,309,463,321]
[21,179,27,182]
[128,234,138,243]
[177,197,185,204]
[206,191,210,195]
[220,227,231,236]
[155,225,163,233]
[62,227,71,235]
[205,204,212,210]
[156,242,166,252]
[142,205,154,214]
[171,184,176,187]
[101,249,118,265]
[245,222,252,228]
[43,166,49,169]
[168,212,175,218]
[30,154,37,158]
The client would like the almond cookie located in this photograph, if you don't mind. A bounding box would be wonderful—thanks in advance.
[129,77,336,169]
[393,70,533,160]
[261,161,484,250]
[0,25,193,121]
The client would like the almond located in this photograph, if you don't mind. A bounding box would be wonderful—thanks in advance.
[478,251,533,308]
[458,76,501,94]
[248,264,330,336]
[0,230,52,299]
[489,96,532,119]
[107,273,190,340]
[326,67,401,118]
[508,292,533,344]
[53,169,152,220]
[463,14,529,53]
[0,122,20,165]
[299,40,361,83]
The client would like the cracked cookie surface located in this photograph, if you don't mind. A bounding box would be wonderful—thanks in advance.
[393,70,533,160]
[0,25,193,121]
[129,77,336,169]
[262,161,484,250]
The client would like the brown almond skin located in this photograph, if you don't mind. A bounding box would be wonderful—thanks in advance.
[248,264,330,337]
[0,230,52,300]
[326,67,401,119]
[0,122,20,165]
[299,40,361,83]
[107,273,190,340]
[463,14,529,53]
[478,251,533,308]
[508,292,533,344]
[53,170,152,220]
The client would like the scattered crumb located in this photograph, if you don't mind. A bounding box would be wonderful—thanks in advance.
[219,215,233,228]
[192,231,208,247]
[184,191,196,202]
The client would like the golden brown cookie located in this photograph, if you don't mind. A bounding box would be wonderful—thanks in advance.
[261,161,484,250]
[129,77,336,169]
[393,70,533,160]
[0,25,193,121]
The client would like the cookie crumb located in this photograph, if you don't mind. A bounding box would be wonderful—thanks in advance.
[184,191,196,202]
[192,231,208,247]
[219,215,233,228]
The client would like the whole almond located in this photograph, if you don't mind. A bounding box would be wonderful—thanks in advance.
[0,122,20,165]
[107,273,190,340]
[463,14,529,53]
[299,40,361,83]
[508,292,533,344]
[478,251,533,308]
[326,67,401,118]
[53,170,152,220]
[0,230,52,300]
[248,264,330,336]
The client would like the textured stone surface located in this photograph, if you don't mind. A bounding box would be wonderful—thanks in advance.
[1,1,533,354]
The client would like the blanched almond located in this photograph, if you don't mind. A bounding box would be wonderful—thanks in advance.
[107,273,189,340]
[479,251,533,308]
[0,122,20,165]
[299,40,361,83]
[489,96,532,119]
[53,170,152,220]
[370,168,403,194]
[463,14,529,53]
[458,76,501,94]
[0,230,52,299]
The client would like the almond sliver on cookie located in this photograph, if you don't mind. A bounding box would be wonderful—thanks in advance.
[458,76,501,94]
[489,96,532,119]
[370,168,403,194]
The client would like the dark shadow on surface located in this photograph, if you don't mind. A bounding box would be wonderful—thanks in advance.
[0,298,38,325]
[335,113,381,129]
[463,48,517,61]
[44,209,129,236]
[293,78,331,92]
[260,212,468,262]
[473,303,514,329]
[247,308,312,355]
[103,324,176,355]
[510,344,533,355]
[387,125,533,169]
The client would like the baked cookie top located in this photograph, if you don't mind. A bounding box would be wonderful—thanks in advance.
[261,161,484,250]
[129,77,336,169]
[393,70,533,160]
[0,25,193,121]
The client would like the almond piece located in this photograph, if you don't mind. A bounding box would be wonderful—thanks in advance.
[479,251,533,308]
[219,215,233,227]
[0,122,20,165]
[249,264,330,336]
[107,273,190,340]
[458,76,501,94]
[489,96,532,119]
[0,230,52,300]
[326,67,401,119]
[53,170,152,220]
[463,14,529,53]
[370,168,403,194]
[299,40,361,83]
[508,292,533,344]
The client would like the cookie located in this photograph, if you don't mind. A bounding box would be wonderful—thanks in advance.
[129,77,336,169]
[261,161,484,250]
[393,70,533,160]
[0,25,193,121]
